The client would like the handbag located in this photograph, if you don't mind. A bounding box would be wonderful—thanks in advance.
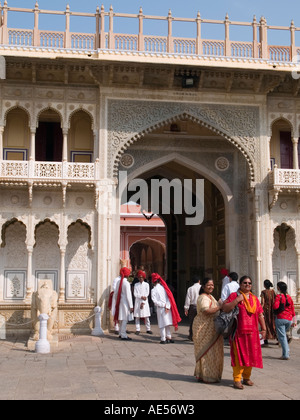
[214,292,240,339]
[214,305,239,339]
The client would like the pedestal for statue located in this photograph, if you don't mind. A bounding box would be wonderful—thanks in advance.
[91,306,105,337]
[35,314,50,354]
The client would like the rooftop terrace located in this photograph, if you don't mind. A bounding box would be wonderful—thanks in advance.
[0,2,300,72]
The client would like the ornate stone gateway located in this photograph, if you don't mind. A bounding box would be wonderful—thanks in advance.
[0,3,299,335]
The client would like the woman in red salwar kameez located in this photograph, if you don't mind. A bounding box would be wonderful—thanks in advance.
[223,276,267,390]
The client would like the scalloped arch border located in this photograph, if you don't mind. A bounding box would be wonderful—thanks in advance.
[112,111,256,182]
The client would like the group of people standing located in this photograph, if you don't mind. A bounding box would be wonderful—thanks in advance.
[110,267,297,390]
[110,268,181,343]
[187,271,297,390]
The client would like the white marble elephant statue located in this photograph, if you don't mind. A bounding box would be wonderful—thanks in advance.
[31,281,58,341]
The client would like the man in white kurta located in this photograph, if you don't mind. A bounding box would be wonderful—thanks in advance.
[112,269,133,340]
[151,281,173,343]
[134,270,152,335]
[111,275,120,334]
[184,276,201,340]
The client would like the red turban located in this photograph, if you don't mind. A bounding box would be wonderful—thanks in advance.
[137,270,146,279]
[151,273,181,331]
[220,268,228,276]
[114,267,131,323]
[120,267,131,279]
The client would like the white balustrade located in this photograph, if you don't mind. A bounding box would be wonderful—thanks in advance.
[271,167,300,188]
[1,3,299,63]
[0,160,98,183]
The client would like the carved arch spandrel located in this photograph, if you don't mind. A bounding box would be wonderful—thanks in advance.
[107,100,259,182]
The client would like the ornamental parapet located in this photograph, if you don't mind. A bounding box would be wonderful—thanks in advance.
[268,167,300,209]
[0,3,300,71]
[0,160,99,185]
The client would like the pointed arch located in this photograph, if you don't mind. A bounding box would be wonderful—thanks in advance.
[36,107,63,128]
[270,116,294,137]
[68,107,95,131]
[113,111,255,181]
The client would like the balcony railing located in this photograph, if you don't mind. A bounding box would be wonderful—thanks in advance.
[269,167,300,190]
[0,3,300,63]
[0,160,98,183]
[268,167,300,209]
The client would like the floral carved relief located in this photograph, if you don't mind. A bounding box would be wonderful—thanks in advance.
[107,100,259,180]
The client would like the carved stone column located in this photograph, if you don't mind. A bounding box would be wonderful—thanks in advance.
[25,246,34,303]
[62,129,68,162]
[0,126,4,160]
[59,248,66,303]
[29,128,36,161]
[297,251,300,303]
[292,137,299,170]
[254,191,262,296]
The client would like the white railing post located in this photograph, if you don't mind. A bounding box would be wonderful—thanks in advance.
[108,5,114,49]
[100,5,105,49]
[138,7,144,52]
[95,6,100,49]
[33,1,40,47]
[252,16,258,58]
[290,20,296,61]
[259,16,268,59]
[167,9,173,53]
[64,4,71,49]
[196,12,202,55]
[225,13,230,56]
[2,0,8,45]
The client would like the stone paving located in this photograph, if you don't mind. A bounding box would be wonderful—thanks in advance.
[0,318,299,401]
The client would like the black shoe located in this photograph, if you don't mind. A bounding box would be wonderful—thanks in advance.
[135,331,140,335]
[160,340,167,344]
[146,331,153,335]
[121,337,132,341]
[166,339,174,343]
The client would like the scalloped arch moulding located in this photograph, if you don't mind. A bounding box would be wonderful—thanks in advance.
[0,213,95,250]
[2,98,97,130]
[108,99,260,181]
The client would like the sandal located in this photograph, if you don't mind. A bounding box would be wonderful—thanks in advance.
[234,381,244,390]
[243,379,254,386]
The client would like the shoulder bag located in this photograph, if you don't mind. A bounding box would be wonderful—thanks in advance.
[214,293,240,339]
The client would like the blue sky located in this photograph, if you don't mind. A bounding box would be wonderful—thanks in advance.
[5,0,300,45]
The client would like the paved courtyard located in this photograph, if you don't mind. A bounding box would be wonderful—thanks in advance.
[0,318,299,401]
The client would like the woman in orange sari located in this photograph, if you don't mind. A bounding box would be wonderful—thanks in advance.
[192,278,223,383]
[223,275,266,390]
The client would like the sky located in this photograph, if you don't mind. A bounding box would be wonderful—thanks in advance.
[4,0,300,45]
